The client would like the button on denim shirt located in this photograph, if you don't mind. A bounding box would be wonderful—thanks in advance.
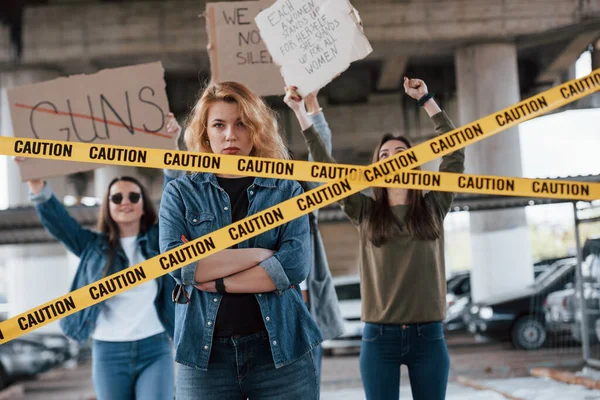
[30,181,177,344]
[159,173,323,371]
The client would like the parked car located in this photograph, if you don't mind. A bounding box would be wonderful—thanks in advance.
[544,281,577,338]
[322,275,362,355]
[445,272,471,331]
[464,257,576,350]
[447,272,470,304]
[444,259,558,332]
[0,338,59,389]
[22,333,79,364]
[544,280,600,343]
[534,256,574,274]
[545,238,600,343]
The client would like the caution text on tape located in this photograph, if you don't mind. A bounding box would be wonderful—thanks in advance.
[0,70,599,343]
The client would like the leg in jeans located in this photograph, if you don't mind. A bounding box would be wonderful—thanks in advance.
[405,322,450,400]
[92,340,134,400]
[311,345,323,382]
[240,334,319,400]
[175,338,245,400]
[359,323,402,400]
[134,333,175,400]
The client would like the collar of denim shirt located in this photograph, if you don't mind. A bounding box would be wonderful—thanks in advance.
[190,172,279,189]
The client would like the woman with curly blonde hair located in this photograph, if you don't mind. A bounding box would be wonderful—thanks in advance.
[159,81,321,399]
[184,81,289,160]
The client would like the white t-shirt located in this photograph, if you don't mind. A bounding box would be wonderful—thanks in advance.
[300,280,308,291]
[92,236,165,342]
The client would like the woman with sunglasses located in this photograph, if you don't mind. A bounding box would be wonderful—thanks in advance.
[19,114,182,400]
[285,78,465,400]
[159,81,321,399]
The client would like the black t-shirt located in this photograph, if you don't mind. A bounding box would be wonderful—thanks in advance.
[213,176,266,337]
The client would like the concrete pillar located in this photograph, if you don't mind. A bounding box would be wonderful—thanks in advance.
[455,43,534,303]
[1,68,78,334]
[4,245,77,335]
[593,40,600,70]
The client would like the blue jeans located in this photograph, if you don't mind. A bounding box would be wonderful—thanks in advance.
[311,344,323,382]
[92,332,174,400]
[176,331,319,400]
[359,322,449,400]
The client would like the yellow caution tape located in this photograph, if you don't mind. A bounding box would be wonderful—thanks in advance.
[1,136,599,200]
[2,70,600,201]
[0,70,598,343]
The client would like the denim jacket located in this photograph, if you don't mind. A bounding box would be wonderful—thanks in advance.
[30,173,179,344]
[158,173,322,371]
[302,112,345,341]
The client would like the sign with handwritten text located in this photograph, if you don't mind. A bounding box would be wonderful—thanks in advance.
[206,0,285,96]
[255,0,372,97]
[6,62,175,181]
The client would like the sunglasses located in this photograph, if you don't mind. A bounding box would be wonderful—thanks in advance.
[172,284,191,304]
[109,192,142,205]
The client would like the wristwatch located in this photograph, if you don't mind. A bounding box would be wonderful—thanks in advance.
[216,278,227,294]
[417,92,434,107]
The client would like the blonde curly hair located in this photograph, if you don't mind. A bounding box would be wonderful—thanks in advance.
[184,81,290,160]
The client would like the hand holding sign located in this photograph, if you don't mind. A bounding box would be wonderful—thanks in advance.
[166,112,187,151]
[6,62,175,181]
[283,86,304,112]
[255,0,372,97]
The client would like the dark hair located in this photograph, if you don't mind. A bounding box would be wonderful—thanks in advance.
[366,134,442,246]
[97,176,157,276]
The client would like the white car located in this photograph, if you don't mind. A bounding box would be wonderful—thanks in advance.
[322,275,363,355]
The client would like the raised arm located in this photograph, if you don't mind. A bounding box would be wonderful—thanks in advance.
[306,92,332,159]
[425,110,465,218]
[302,92,332,193]
[403,77,465,217]
[27,179,96,257]
[284,86,371,225]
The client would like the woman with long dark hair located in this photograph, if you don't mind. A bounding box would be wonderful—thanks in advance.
[286,78,465,400]
[19,115,182,400]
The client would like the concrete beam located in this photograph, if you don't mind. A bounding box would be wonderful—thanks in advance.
[17,1,207,70]
[536,31,600,83]
[1,0,599,70]
[377,56,408,91]
[361,0,600,43]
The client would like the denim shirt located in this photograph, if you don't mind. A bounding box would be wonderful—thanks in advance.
[29,172,180,344]
[158,173,323,371]
[302,112,345,341]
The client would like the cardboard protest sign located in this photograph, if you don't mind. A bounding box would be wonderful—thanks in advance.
[255,0,372,97]
[7,62,176,181]
[206,0,285,96]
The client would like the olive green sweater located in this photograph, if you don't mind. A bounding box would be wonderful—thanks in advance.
[301,111,465,324]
